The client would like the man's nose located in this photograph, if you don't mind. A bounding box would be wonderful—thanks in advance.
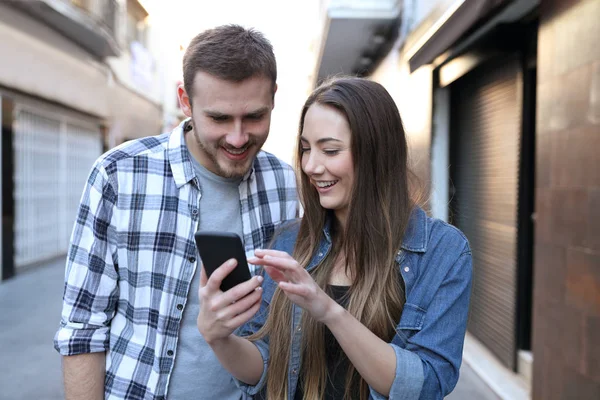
[225,121,248,148]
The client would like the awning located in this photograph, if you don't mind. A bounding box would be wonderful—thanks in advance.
[407,0,510,72]
[314,1,402,85]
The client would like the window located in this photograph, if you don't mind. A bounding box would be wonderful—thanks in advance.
[126,0,148,48]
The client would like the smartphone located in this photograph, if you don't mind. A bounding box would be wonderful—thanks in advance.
[194,231,252,292]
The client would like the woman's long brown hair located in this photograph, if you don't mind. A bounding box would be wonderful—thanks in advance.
[249,77,414,399]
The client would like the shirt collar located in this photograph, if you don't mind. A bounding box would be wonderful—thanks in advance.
[167,119,196,189]
[321,206,429,253]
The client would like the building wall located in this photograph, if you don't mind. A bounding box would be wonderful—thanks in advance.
[368,0,461,207]
[0,3,111,119]
[106,0,163,109]
[370,48,433,203]
[532,0,600,398]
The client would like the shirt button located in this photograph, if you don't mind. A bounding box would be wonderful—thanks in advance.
[404,266,410,272]
[192,208,198,215]
[189,256,196,263]
[167,350,174,357]
[292,369,297,375]
[318,252,323,257]
[177,304,183,311]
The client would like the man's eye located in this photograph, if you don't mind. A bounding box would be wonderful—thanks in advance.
[246,114,264,121]
[211,116,228,122]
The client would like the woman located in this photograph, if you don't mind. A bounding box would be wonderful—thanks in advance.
[197,77,472,400]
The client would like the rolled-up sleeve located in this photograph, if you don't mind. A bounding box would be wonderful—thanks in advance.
[369,344,425,400]
[234,272,280,396]
[54,162,119,356]
[234,337,270,396]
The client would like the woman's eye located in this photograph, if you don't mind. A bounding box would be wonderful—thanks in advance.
[300,148,311,153]
[323,149,339,155]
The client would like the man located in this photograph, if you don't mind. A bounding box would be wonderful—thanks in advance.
[54,25,298,399]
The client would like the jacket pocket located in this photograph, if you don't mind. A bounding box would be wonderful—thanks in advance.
[395,303,427,346]
[398,303,426,330]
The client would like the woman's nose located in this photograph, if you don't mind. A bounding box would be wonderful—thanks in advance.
[303,153,325,175]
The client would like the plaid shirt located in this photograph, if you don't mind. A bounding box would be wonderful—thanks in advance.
[54,121,298,399]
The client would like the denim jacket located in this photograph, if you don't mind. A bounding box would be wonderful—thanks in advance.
[237,207,472,399]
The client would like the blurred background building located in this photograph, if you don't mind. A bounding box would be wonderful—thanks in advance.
[313,0,599,398]
[0,0,184,278]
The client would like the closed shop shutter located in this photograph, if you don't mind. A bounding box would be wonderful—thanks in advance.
[13,106,102,268]
[450,55,522,369]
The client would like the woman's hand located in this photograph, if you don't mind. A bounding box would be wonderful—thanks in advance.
[197,259,263,345]
[248,249,341,323]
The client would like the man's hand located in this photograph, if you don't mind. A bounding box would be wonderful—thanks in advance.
[197,259,263,344]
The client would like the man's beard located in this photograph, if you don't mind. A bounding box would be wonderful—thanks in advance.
[191,120,264,179]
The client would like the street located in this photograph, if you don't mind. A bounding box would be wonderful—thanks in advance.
[0,259,499,400]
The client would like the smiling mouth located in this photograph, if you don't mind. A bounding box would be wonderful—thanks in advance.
[223,147,249,155]
[221,145,252,161]
[315,180,338,188]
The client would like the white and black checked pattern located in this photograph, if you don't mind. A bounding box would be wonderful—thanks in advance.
[54,120,298,399]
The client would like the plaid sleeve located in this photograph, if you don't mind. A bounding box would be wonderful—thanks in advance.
[283,165,300,219]
[54,161,119,356]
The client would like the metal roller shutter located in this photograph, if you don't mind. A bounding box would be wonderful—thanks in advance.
[450,55,522,369]
[13,106,102,268]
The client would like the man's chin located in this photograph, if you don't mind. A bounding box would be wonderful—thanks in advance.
[220,147,260,176]
[217,160,253,179]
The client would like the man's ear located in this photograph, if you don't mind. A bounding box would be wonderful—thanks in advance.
[272,83,278,109]
[177,85,193,117]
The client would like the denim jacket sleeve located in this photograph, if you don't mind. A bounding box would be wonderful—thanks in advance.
[234,287,272,396]
[372,243,472,400]
[234,221,300,396]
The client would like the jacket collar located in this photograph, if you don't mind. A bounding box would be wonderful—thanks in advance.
[401,207,428,253]
[321,206,428,253]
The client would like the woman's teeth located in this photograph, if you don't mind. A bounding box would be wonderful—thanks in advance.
[316,180,337,188]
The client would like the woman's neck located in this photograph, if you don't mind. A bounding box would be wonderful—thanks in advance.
[327,252,352,286]
[333,209,347,231]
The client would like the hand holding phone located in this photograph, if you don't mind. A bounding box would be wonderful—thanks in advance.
[194,231,252,292]
[196,232,263,345]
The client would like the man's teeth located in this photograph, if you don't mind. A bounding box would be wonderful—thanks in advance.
[225,147,247,155]
[316,181,337,188]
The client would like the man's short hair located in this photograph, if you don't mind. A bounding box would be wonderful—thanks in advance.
[183,24,277,102]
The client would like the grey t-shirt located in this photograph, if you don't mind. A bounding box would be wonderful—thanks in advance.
[167,154,243,399]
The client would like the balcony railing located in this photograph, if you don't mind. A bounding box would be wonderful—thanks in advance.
[12,0,121,58]
[70,0,118,37]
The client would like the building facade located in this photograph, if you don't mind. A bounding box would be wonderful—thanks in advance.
[0,0,175,280]
[315,0,599,398]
